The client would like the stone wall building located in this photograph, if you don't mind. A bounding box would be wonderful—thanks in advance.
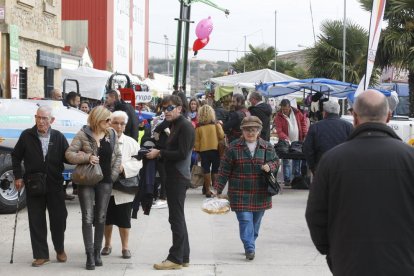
[0,0,63,99]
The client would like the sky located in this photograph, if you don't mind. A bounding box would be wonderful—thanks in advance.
[148,0,372,63]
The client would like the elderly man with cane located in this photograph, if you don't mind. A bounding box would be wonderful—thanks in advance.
[12,106,69,267]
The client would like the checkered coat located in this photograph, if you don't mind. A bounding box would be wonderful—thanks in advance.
[214,137,279,212]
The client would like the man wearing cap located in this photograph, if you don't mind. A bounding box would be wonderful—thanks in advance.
[274,99,308,185]
[303,100,353,174]
[146,95,195,270]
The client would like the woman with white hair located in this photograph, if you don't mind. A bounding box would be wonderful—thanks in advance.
[101,111,140,259]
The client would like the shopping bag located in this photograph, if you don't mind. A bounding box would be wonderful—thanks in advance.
[201,198,230,214]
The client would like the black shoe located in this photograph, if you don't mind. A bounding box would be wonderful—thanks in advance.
[246,252,255,260]
[86,252,95,270]
[94,249,102,266]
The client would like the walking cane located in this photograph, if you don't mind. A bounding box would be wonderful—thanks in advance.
[10,191,20,264]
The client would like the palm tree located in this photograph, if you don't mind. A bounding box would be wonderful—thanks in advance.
[306,20,377,83]
[359,0,414,116]
[232,45,308,78]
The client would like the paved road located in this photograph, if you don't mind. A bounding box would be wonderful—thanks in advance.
[0,187,331,276]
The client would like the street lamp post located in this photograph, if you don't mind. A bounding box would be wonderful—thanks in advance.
[164,35,169,75]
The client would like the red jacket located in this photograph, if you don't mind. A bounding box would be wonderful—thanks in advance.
[274,107,308,141]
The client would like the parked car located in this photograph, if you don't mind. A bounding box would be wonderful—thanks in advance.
[0,99,87,213]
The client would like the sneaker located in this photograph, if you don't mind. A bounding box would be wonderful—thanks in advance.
[32,258,50,267]
[153,259,182,270]
[152,199,168,209]
[245,252,255,260]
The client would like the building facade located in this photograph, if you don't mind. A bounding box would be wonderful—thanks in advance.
[0,0,64,99]
[62,0,149,78]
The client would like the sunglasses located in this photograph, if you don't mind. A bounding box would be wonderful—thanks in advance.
[162,105,177,112]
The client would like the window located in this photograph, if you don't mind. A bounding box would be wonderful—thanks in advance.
[44,68,54,98]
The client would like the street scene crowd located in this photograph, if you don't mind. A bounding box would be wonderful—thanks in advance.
[9,86,414,276]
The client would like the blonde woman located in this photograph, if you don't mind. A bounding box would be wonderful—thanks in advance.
[194,105,224,197]
[65,106,122,270]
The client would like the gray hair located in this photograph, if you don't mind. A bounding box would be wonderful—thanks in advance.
[37,105,54,118]
[110,110,129,124]
[323,100,340,114]
[248,91,262,101]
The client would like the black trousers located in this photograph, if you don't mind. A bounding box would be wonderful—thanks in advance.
[155,159,167,200]
[166,178,190,264]
[26,181,67,259]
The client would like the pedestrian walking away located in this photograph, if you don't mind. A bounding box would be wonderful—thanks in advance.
[146,95,195,270]
[303,100,353,174]
[65,106,122,270]
[11,105,69,267]
[306,90,414,276]
[214,116,279,261]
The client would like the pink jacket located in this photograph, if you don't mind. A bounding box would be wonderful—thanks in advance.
[274,107,308,142]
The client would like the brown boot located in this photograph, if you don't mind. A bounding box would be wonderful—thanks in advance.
[203,173,212,198]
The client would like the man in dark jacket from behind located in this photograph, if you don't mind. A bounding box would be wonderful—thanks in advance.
[105,89,139,140]
[306,89,414,276]
[12,106,69,267]
[303,100,353,173]
[248,91,272,141]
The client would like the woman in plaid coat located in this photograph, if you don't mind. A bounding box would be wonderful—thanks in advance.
[214,116,279,261]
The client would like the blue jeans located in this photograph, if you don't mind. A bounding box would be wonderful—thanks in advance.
[235,211,265,254]
[282,159,301,183]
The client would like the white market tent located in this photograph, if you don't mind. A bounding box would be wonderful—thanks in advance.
[143,73,175,97]
[209,68,297,100]
[62,66,112,100]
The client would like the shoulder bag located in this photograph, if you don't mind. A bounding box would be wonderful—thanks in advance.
[262,147,280,196]
[72,135,104,186]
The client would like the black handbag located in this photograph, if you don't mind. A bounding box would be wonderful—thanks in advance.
[25,172,47,196]
[275,140,289,155]
[113,174,139,194]
[289,141,303,153]
[263,148,281,196]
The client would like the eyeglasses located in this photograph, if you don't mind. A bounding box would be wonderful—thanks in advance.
[35,115,50,121]
[242,127,259,133]
[162,105,177,112]
[111,122,126,126]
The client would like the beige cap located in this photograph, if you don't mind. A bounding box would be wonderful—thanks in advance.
[240,116,262,129]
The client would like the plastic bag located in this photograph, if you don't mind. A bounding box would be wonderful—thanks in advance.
[201,198,230,214]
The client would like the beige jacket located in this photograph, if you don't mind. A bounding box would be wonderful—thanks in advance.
[65,125,122,182]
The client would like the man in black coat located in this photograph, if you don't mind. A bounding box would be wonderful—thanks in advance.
[303,100,353,174]
[248,91,272,141]
[105,89,139,140]
[306,90,414,276]
[12,106,69,267]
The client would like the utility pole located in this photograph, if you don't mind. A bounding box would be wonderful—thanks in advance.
[274,10,277,71]
[173,0,229,94]
[342,0,346,82]
[243,35,246,72]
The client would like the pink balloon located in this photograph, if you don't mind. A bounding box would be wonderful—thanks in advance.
[195,16,213,40]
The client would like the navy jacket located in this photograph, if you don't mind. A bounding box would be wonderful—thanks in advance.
[303,114,353,171]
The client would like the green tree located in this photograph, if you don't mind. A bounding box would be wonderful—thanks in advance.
[231,45,308,78]
[359,0,414,116]
[306,20,378,83]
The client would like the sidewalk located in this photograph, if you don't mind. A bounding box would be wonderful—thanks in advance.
[0,187,331,276]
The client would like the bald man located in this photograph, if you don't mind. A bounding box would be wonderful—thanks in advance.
[306,90,414,275]
[51,88,63,101]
